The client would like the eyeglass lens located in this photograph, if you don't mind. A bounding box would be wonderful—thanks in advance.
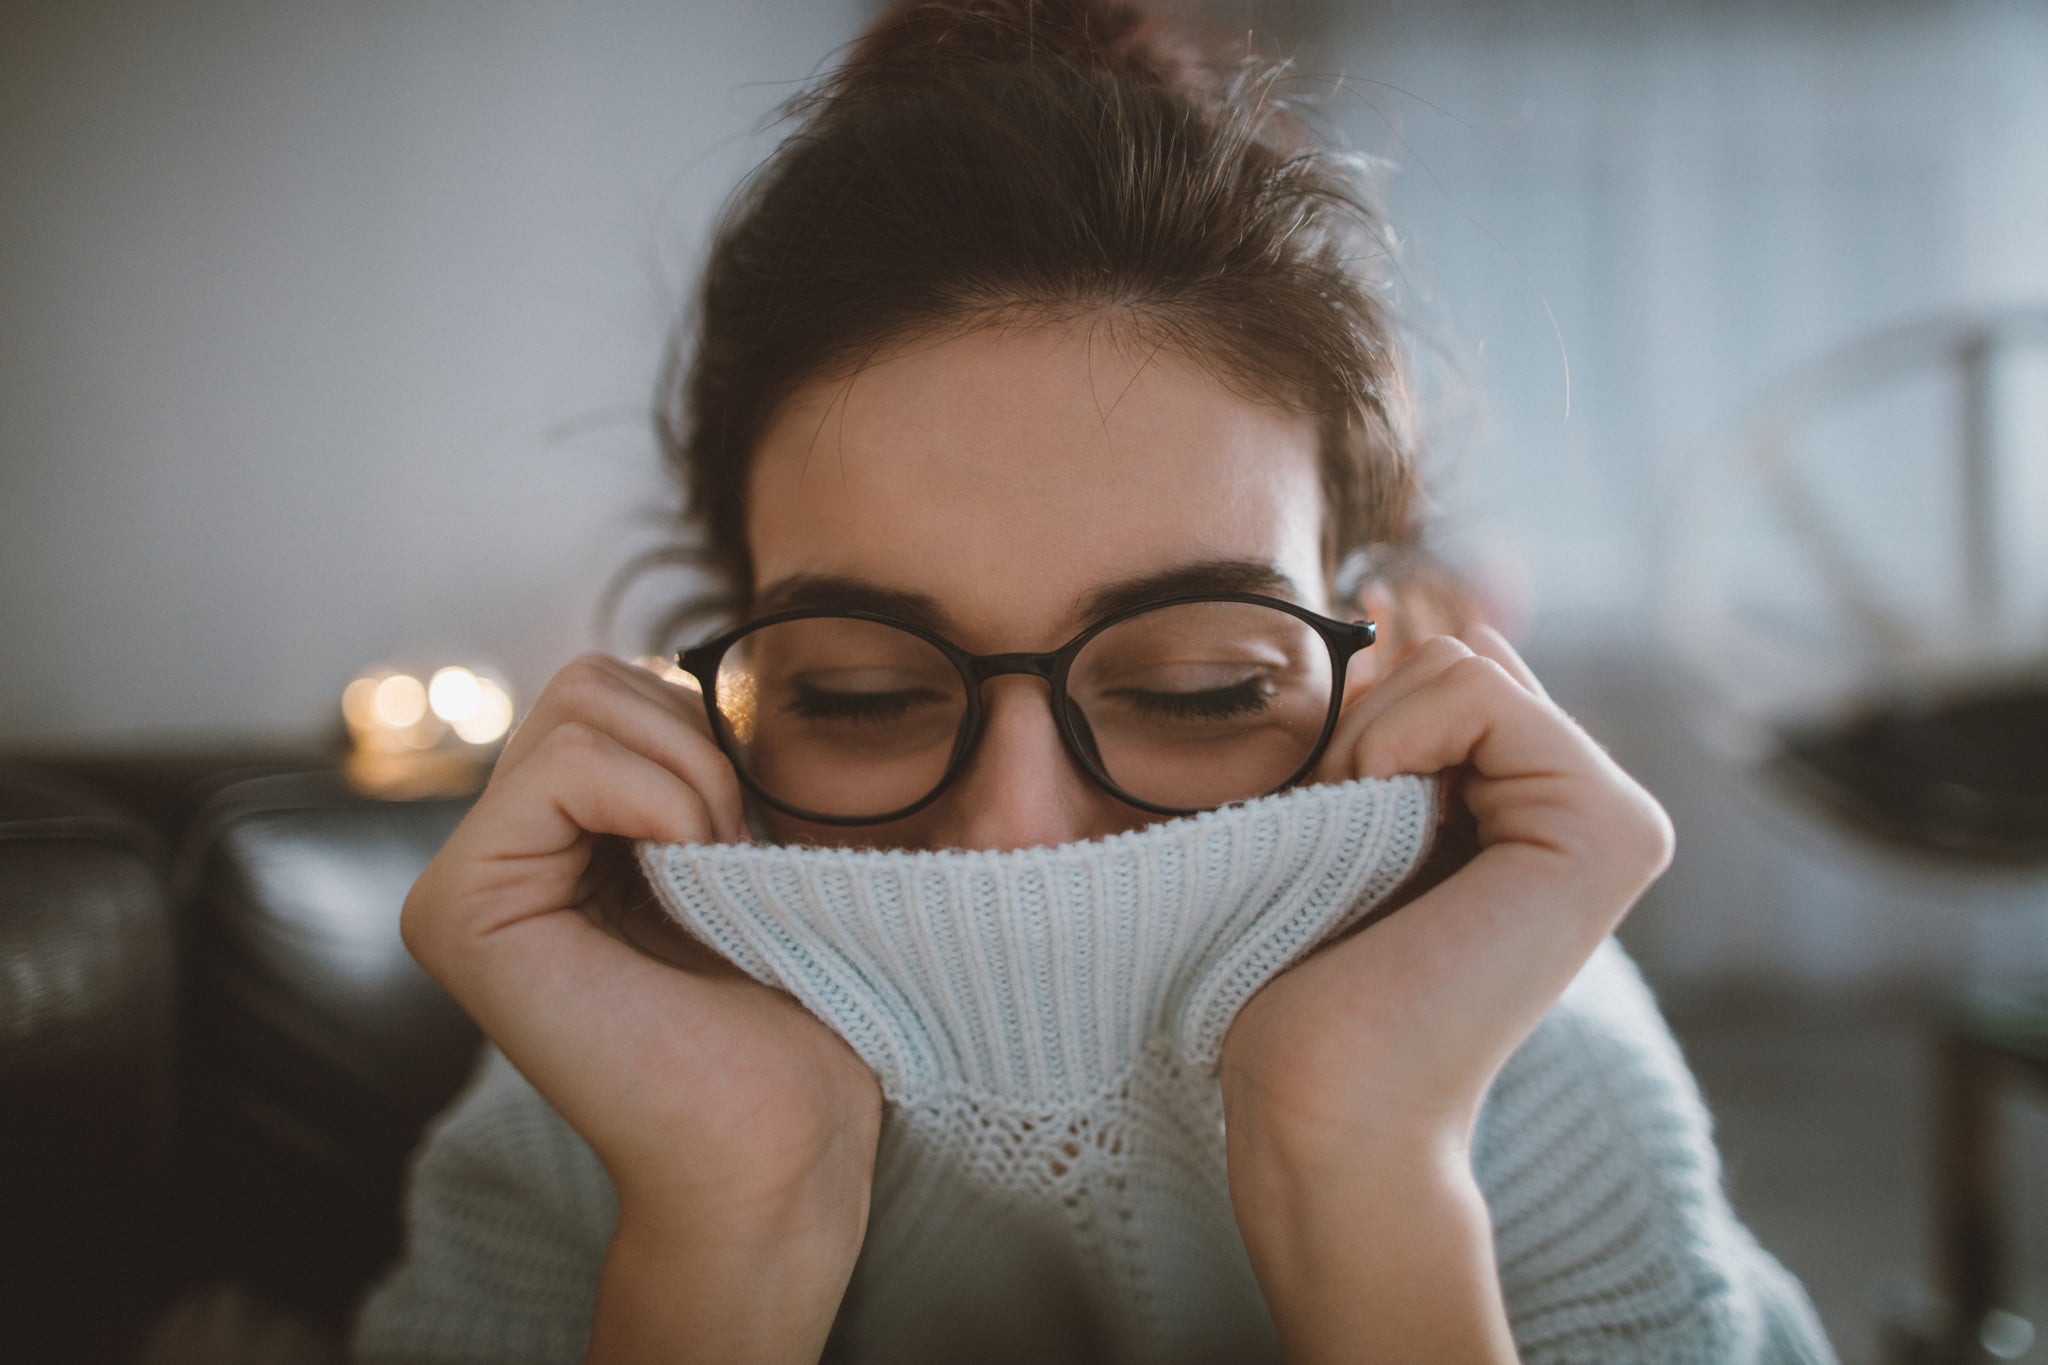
[710,601,1335,820]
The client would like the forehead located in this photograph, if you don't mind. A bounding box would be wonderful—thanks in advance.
[743,318,1326,649]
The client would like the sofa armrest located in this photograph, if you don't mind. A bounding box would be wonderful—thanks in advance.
[176,770,483,1326]
[0,767,177,1361]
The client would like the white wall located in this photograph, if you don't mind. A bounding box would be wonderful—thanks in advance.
[1330,0,2048,638]
[1,0,859,745]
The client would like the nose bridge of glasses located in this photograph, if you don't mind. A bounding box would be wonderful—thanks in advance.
[958,653,1103,796]
[965,651,1062,686]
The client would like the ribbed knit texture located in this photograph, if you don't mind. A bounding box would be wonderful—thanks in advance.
[350,776,1837,1365]
[640,774,1436,1364]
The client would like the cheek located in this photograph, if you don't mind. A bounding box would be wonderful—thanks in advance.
[749,797,936,851]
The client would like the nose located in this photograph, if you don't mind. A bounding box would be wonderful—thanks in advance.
[940,675,1115,851]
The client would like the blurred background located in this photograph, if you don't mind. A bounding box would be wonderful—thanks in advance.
[2,1,2044,1362]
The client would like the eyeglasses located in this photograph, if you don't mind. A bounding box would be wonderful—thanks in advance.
[675,592,1376,826]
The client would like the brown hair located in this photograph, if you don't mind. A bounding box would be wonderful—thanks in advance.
[639,0,1469,650]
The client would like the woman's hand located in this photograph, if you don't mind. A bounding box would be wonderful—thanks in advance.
[400,654,881,1363]
[1218,627,1674,1364]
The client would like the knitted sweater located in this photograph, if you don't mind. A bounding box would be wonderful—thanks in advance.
[350,777,1837,1365]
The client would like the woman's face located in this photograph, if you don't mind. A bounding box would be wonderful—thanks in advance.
[743,316,1344,851]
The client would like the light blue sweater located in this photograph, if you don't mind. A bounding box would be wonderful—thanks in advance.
[351,779,1836,1364]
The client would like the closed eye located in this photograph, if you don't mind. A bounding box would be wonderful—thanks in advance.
[785,684,950,724]
[1107,676,1274,720]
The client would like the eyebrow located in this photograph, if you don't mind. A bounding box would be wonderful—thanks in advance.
[752,575,952,633]
[751,558,1303,638]
[1072,558,1302,622]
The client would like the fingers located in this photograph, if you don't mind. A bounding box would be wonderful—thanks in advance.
[483,720,721,862]
[501,652,712,768]
[613,653,715,716]
[405,651,747,972]
[1462,624,1549,702]
[1316,630,1562,787]
[1313,635,1472,785]
[1314,628,1674,899]
[494,653,746,843]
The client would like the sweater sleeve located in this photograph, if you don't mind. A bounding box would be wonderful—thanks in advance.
[347,1047,618,1365]
[1472,939,1838,1365]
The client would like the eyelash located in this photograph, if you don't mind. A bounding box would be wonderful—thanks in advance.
[789,679,1272,727]
[1118,677,1273,720]
[786,686,938,724]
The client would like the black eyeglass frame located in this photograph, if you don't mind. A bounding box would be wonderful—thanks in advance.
[675,591,1377,827]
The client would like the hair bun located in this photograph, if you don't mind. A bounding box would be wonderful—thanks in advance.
[844,0,1205,95]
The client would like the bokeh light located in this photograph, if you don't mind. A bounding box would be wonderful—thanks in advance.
[372,673,427,729]
[428,666,482,723]
[452,676,513,745]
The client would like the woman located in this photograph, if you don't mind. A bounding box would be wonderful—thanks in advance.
[352,2,1836,1361]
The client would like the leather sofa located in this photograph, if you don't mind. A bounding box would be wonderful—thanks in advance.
[0,748,485,1364]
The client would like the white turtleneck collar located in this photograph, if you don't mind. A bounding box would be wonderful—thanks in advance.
[636,776,1439,1365]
